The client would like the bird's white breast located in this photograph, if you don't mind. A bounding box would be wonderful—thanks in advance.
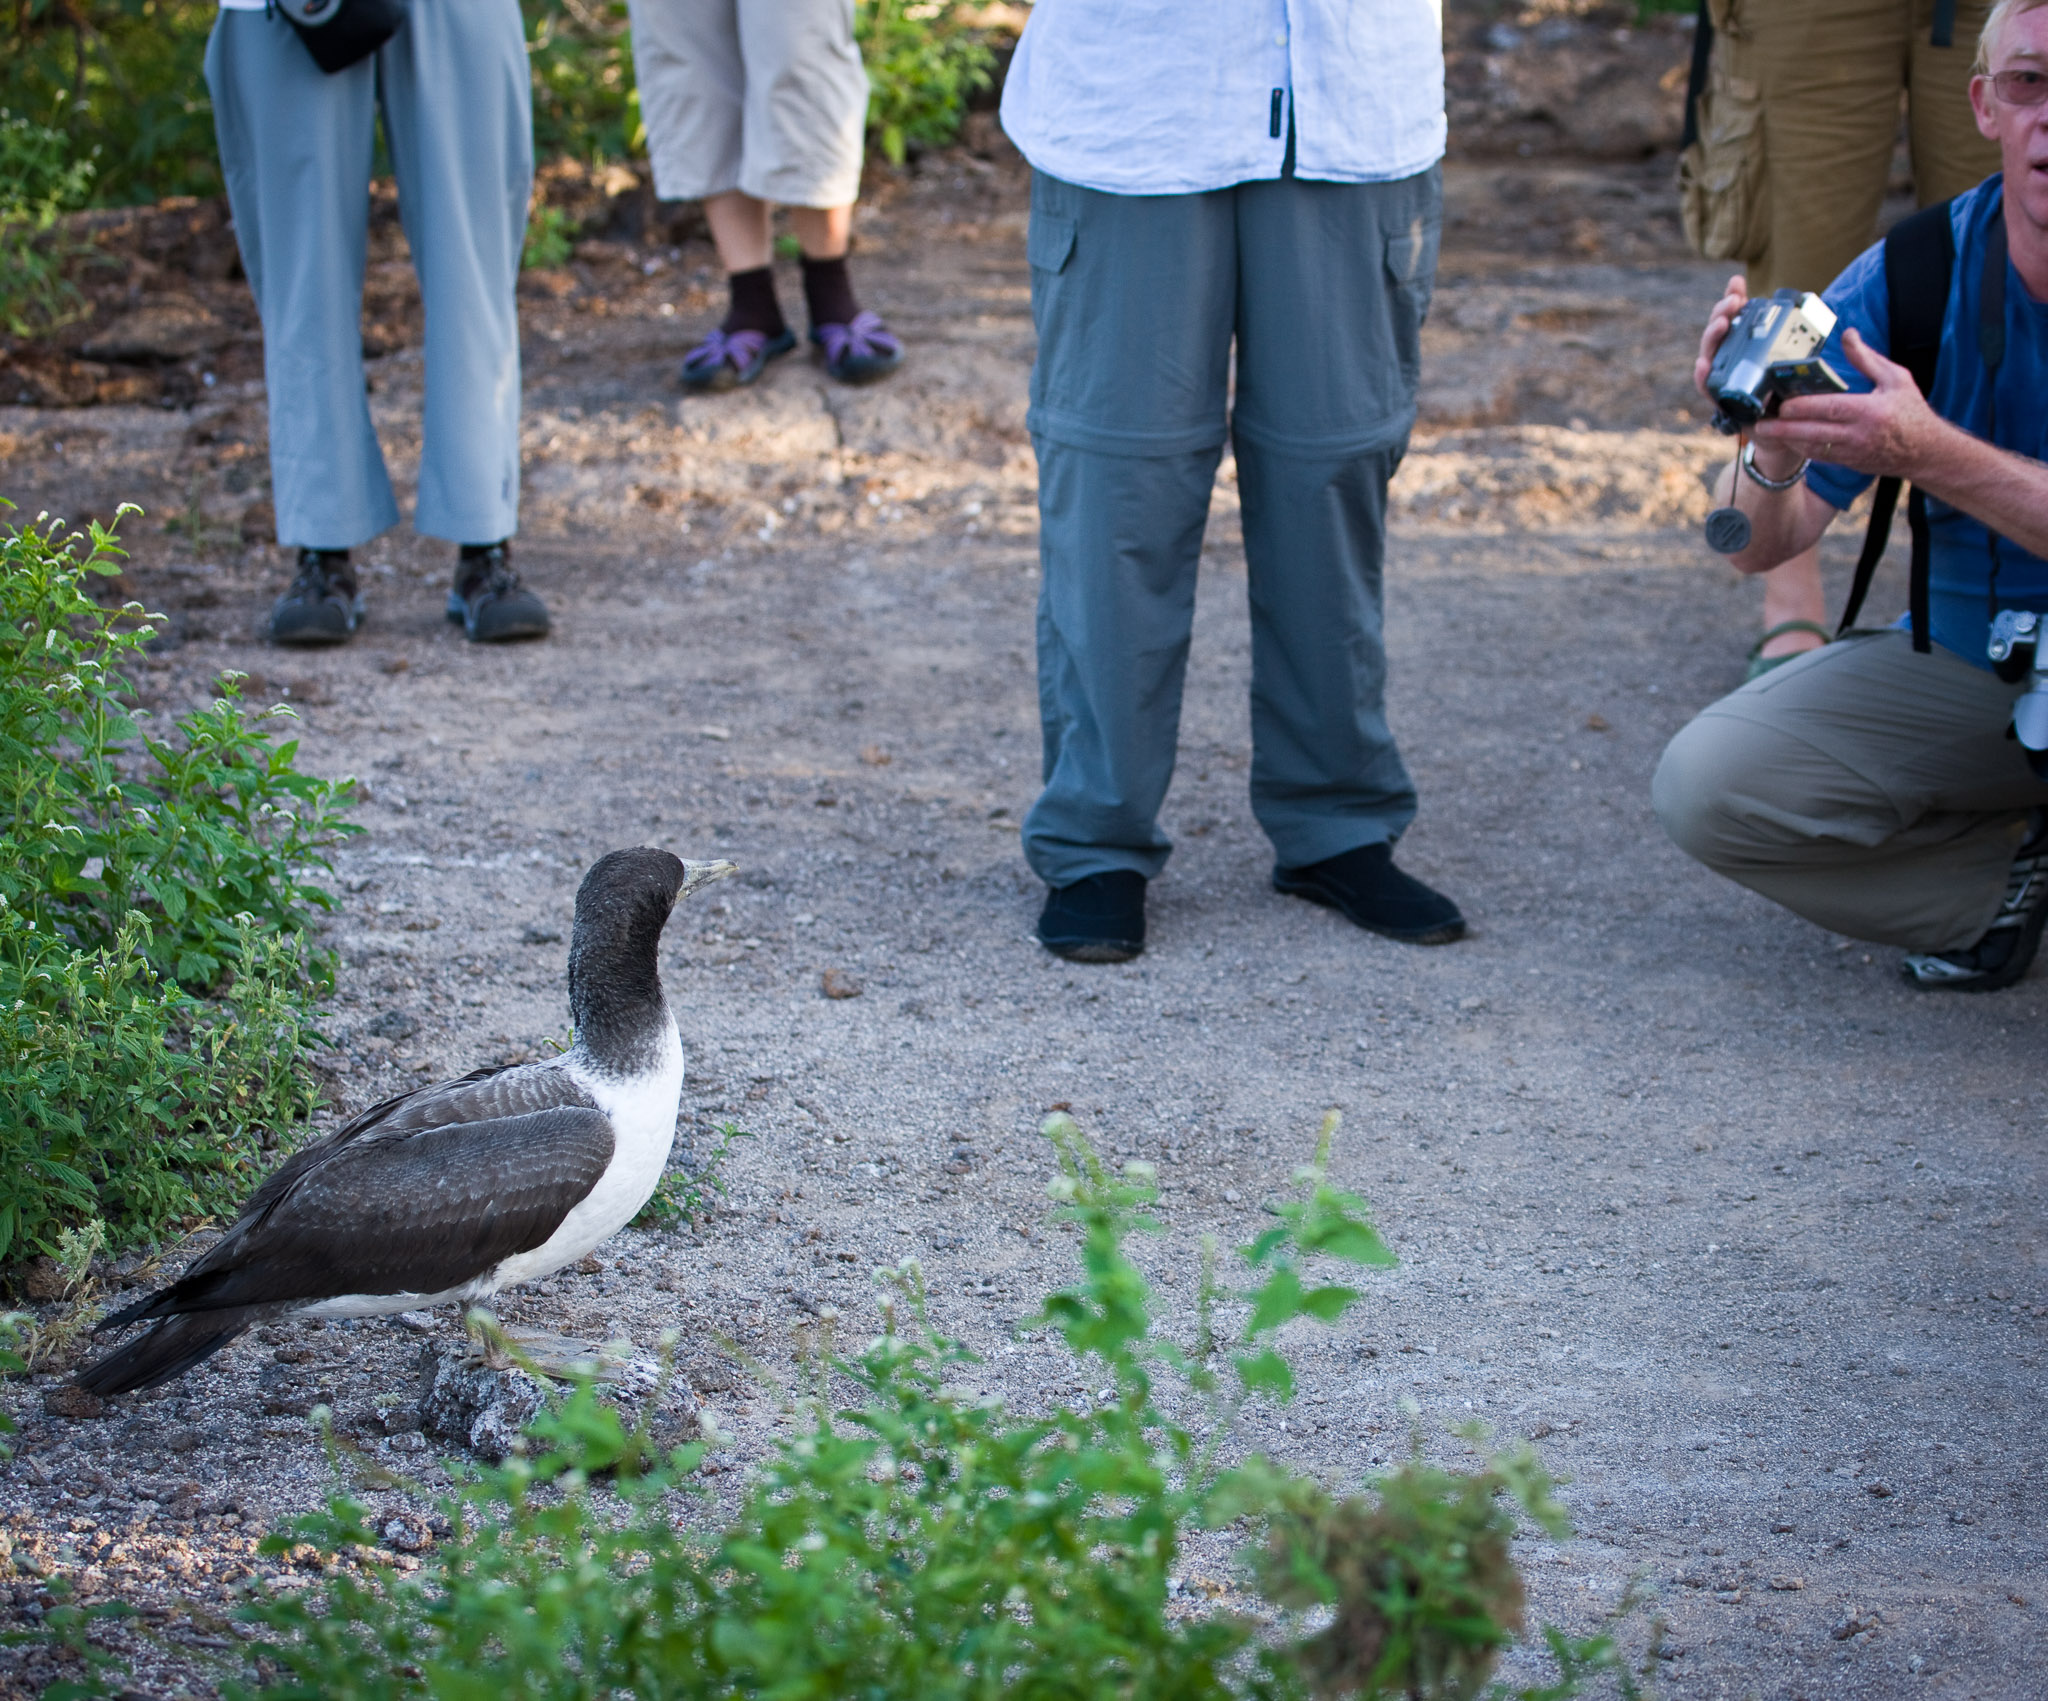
[485,1015,685,1291]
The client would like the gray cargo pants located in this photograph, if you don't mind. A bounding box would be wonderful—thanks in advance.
[1653,629,2048,952]
[1020,165,1442,887]
[205,0,532,550]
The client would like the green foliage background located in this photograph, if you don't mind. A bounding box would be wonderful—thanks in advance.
[0,505,353,1260]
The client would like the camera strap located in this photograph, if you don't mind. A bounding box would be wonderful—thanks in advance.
[1837,200,1954,649]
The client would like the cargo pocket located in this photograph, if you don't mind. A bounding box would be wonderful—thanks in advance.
[1383,218,1440,400]
[1027,213,1076,275]
[1677,0,1770,263]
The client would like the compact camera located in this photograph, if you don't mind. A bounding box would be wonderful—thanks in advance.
[1706,290,1849,435]
[1989,611,2048,776]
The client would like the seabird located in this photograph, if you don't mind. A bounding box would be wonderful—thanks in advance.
[76,847,736,1397]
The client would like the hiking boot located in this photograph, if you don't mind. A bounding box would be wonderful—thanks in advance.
[1273,842,1466,945]
[1036,871,1146,963]
[447,543,550,643]
[1901,815,2048,991]
[269,549,362,646]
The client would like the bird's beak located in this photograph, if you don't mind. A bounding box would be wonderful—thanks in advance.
[677,859,739,902]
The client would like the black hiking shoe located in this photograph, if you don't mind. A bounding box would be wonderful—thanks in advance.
[447,543,550,643]
[269,549,362,647]
[1273,842,1466,945]
[1036,871,1147,963]
[1901,815,2048,992]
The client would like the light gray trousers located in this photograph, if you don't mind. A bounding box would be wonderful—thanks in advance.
[205,0,532,550]
[1020,165,1442,887]
[1654,629,2048,952]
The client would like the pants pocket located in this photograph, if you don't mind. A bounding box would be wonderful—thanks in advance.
[1678,14,1770,263]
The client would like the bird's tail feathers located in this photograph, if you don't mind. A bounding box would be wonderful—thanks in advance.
[74,1310,261,1398]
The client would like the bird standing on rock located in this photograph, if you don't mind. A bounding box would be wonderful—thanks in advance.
[76,847,736,1398]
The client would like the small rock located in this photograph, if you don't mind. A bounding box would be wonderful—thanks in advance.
[382,1517,431,1554]
[366,1009,421,1042]
[416,1351,547,1462]
[1769,1575,1805,1591]
[1584,713,1611,732]
[379,655,411,675]
[859,745,892,766]
[164,1427,202,1454]
[821,969,863,1000]
[520,926,563,945]
[696,725,731,741]
[20,1256,69,1302]
[392,1310,436,1334]
[1865,1481,1893,1499]
[43,1385,104,1421]
[80,299,223,363]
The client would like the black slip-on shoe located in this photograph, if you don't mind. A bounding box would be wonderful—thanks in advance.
[448,543,550,643]
[269,548,362,647]
[1273,842,1466,945]
[1901,815,2048,992]
[1036,870,1147,963]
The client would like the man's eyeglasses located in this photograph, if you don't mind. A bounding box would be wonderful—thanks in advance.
[1986,67,2048,106]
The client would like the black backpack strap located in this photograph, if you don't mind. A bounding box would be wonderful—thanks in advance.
[1682,1,1714,152]
[1838,200,1955,643]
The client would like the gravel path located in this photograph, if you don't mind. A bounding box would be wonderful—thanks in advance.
[0,138,2041,1701]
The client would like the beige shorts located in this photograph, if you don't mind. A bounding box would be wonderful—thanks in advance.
[626,0,868,207]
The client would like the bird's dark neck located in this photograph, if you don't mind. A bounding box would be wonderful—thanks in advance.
[567,924,671,1076]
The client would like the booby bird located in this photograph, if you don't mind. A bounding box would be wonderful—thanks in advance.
[76,847,736,1398]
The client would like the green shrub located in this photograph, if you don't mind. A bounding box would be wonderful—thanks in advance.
[856,0,996,166]
[0,1,218,207]
[0,109,96,335]
[525,0,642,167]
[0,504,356,991]
[228,1116,1639,1700]
[0,504,352,1259]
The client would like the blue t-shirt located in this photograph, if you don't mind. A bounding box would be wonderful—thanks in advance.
[1805,175,2048,669]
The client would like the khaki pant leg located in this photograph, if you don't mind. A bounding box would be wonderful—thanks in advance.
[1744,0,1911,294]
[1907,0,2001,203]
[735,0,867,208]
[628,0,745,203]
[1652,630,2048,952]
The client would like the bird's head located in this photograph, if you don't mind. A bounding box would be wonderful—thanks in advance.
[568,849,736,1053]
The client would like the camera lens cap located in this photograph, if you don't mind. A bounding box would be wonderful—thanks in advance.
[1704,506,1752,555]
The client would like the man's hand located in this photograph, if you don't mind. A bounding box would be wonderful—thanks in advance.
[1753,328,1944,478]
[1694,273,1748,401]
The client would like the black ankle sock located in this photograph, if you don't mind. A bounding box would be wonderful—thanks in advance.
[800,253,861,329]
[723,266,786,338]
[300,547,353,591]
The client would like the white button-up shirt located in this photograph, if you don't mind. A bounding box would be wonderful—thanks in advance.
[999,0,1446,197]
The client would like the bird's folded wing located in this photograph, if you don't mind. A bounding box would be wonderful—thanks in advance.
[159,1068,618,1311]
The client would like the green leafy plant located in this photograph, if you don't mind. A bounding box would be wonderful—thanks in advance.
[524,0,642,165]
[522,202,576,271]
[856,0,997,166]
[0,504,349,1260]
[0,504,357,991]
[0,109,96,335]
[0,1,218,206]
[633,1121,754,1229]
[224,1114,1642,1699]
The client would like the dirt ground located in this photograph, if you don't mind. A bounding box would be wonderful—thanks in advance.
[2,10,2045,1699]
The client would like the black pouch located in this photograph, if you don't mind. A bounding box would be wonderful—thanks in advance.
[280,0,404,74]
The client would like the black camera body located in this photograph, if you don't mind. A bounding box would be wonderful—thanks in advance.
[1707,289,1849,435]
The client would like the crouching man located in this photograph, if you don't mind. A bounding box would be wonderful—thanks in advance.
[1654,0,2048,991]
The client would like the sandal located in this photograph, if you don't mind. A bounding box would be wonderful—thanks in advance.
[812,310,902,384]
[1745,619,1833,682]
[679,325,796,393]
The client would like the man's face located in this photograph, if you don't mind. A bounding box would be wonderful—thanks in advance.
[1973,6,2048,237]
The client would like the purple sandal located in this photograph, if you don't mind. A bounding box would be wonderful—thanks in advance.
[812,310,903,384]
[679,325,796,393]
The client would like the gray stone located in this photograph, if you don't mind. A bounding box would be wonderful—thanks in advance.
[415,1351,546,1463]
